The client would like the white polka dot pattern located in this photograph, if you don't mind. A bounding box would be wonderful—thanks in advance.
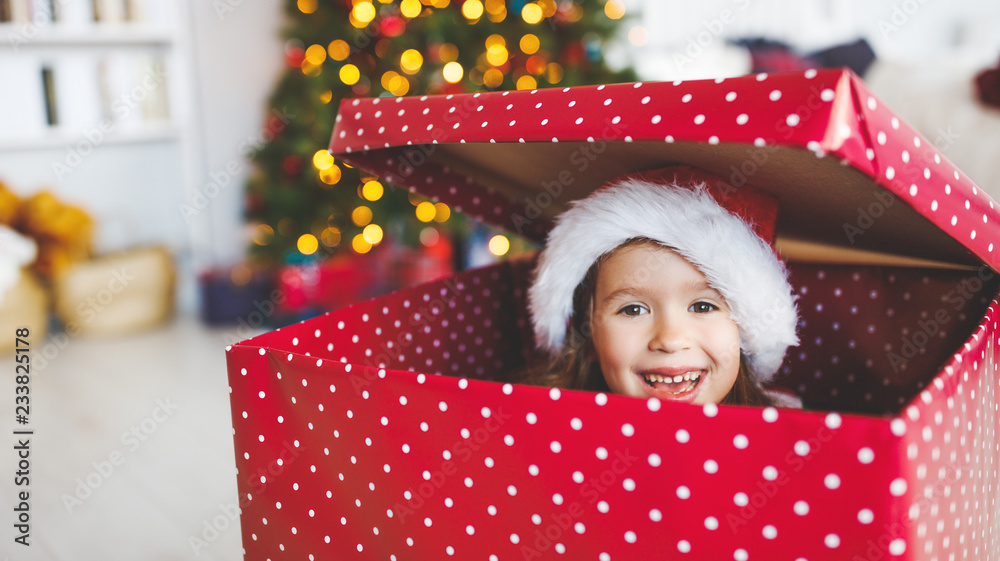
[329,69,1000,272]
[222,69,1000,559]
[225,255,1000,559]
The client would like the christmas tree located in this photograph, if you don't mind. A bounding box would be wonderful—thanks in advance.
[244,0,637,266]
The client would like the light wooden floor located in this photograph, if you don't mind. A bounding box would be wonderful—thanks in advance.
[1,315,249,560]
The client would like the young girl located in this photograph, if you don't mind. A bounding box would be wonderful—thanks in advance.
[524,166,801,407]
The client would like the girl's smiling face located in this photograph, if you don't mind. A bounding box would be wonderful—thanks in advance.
[589,242,741,405]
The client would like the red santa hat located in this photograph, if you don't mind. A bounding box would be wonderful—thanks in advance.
[528,166,799,382]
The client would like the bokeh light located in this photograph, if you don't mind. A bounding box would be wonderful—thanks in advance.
[297,233,319,255]
[516,75,537,90]
[483,68,503,87]
[353,1,377,23]
[297,0,317,14]
[415,201,436,222]
[419,227,440,247]
[521,3,543,24]
[305,44,326,65]
[352,205,373,226]
[320,227,341,247]
[546,62,564,83]
[352,234,372,254]
[400,49,424,74]
[443,61,464,83]
[362,223,384,244]
[629,25,649,46]
[400,0,421,18]
[488,234,510,256]
[312,149,334,170]
[462,0,484,20]
[328,40,350,61]
[434,202,450,222]
[486,44,508,66]
[362,180,384,201]
[252,224,274,246]
[520,33,540,54]
[604,0,625,19]
[319,165,342,185]
[439,43,459,62]
[340,64,360,85]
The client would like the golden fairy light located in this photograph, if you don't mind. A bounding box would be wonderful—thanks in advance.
[340,64,360,85]
[520,33,540,54]
[383,72,409,96]
[320,227,342,247]
[516,75,537,90]
[462,0,484,20]
[400,0,421,17]
[320,89,333,104]
[483,68,503,88]
[352,234,372,254]
[352,205,373,226]
[362,223,384,244]
[485,0,506,20]
[546,62,564,84]
[297,233,319,255]
[604,0,625,19]
[328,39,350,61]
[521,3,543,24]
[434,202,450,222]
[362,180,384,201]
[312,149,334,170]
[488,234,510,256]
[297,0,317,14]
[442,61,464,83]
[305,44,327,65]
[319,164,342,185]
[486,44,508,66]
[415,201,436,222]
[353,1,377,23]
[538,0,557,17]
[400,49,424,74]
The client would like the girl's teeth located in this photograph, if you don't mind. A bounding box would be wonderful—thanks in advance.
[643,372,701,384]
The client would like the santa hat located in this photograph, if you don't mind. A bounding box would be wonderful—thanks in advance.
[528,166,799,382]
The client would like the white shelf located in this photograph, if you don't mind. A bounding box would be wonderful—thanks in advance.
[0,23,174,47]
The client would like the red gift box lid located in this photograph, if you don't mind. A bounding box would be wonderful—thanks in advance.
[329,68,999,272]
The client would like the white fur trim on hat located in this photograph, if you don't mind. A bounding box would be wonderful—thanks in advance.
[528,178,799,382]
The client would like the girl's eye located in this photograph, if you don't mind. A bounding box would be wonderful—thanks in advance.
[690,301,718,314]
[618,304,648,317]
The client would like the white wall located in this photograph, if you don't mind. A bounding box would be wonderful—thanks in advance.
[184,0,285,272]
[623,0,1000,81]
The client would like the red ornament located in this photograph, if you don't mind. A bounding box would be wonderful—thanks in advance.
[282,155,303,176]
[286,47,305,68]
[380,15,405,37]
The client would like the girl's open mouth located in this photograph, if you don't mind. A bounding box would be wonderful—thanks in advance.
[639,370,703,396]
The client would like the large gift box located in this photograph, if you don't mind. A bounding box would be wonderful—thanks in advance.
[225,69,1000,560]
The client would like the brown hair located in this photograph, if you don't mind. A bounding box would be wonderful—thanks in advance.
[519,239,775,407]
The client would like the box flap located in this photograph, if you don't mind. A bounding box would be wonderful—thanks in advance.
[330,68,1000,271]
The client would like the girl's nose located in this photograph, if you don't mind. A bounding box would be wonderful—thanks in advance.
[648,313,692,353]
